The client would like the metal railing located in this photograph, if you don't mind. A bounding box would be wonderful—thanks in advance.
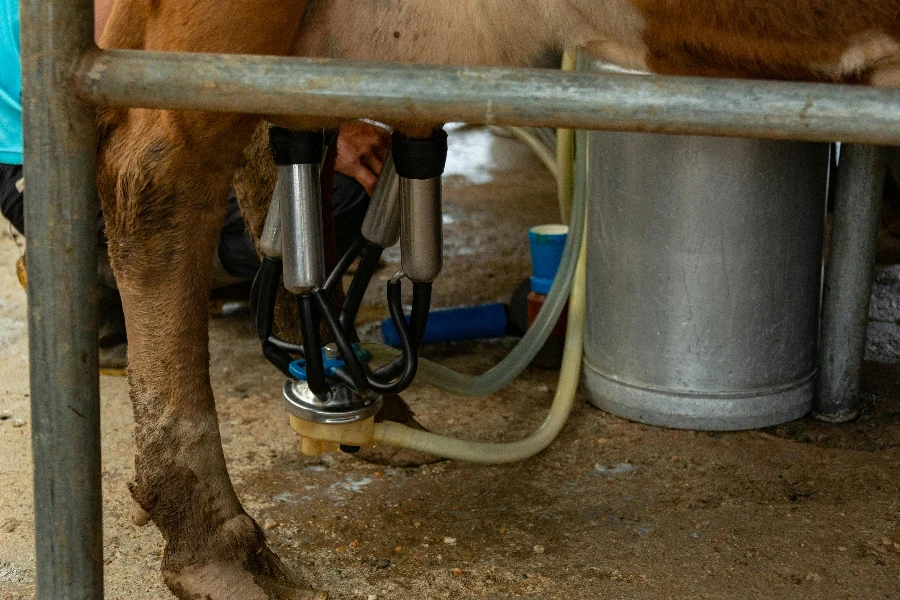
[21,0,897,597]
[78,49,900,144]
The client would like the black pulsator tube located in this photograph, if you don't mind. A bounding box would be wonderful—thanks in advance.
[268,337,305,355]
[249,260,262,327]
[365,279,419,394]
[253,258,306,358]
[410,281,432,347]
[324,237,365,295]
[372,282,432,381]
[254,257,281,342]
[298,294,329,398]
[252,257,295,377]
[263,343,294,378]
[313,289,371,395]
[256,258,304,364]
[339,242,385,335]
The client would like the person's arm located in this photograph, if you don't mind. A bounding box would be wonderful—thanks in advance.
[334,121,391,195]
[95,0,115,45]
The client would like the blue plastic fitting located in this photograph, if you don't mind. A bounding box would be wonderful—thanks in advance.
[289,344,372,382]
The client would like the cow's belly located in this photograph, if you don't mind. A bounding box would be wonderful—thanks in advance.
[632,0,900,83]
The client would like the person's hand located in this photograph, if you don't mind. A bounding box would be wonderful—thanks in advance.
[335,121,391,195]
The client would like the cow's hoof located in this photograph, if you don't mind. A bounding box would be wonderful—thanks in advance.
[355,394,443,467]
[99,342,128,376]
[162,515,325,600]
[164,543,325,600]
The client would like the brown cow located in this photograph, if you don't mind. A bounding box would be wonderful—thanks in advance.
[96,1,900,598]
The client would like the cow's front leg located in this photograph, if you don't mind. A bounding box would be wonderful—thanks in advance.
[97,108,324,600]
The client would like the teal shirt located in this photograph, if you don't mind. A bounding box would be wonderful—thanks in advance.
[0,0,21,165]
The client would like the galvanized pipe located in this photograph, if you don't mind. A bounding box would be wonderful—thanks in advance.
[77,49,900,145]
[816,145,887,422]
[21,0,104,598]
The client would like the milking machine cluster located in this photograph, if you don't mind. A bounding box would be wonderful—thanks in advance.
[250,126,448,453]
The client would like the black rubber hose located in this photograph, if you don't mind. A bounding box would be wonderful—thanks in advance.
[410,282,432,347]
[339,242,384,336]
[252,258,305,356]
[267,336,305,355]
[324,237,365,295]
[313,289,371,395]
[249,259,262,328]
[298,294,329,398]
[254,260,306,357]
[252,256,279,335]
[263,344,294,378]
[373,281,432,381]
[366,280,418,394]
[331,366,358,389]
[253,257,295,377]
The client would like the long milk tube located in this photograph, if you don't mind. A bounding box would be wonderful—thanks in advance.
[362,130,588,397]
[371,232,586,463]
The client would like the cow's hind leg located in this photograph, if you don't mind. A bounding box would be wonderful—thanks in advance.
[97,107,324,600]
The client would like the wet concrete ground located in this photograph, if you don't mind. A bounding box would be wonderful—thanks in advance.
[1,127,899,599]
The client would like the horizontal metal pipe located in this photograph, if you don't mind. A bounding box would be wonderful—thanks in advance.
[77,49,900,145]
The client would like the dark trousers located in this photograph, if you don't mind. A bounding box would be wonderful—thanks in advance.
[0,164,23,235]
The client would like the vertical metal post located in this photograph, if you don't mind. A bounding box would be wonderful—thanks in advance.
[816,144,886,422]
[21,0,104,597]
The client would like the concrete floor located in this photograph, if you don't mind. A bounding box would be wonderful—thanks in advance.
[1,127,899,599]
